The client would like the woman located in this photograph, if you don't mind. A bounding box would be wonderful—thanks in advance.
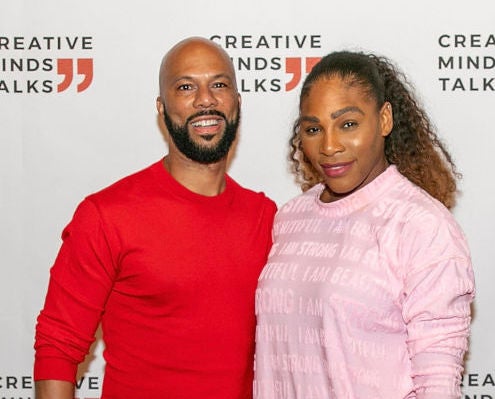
[254,51,475,399]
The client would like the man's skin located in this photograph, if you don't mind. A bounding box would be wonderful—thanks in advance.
[35,36,241,399]
[156,36,241,196]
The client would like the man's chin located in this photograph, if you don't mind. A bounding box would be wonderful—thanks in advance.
[189,131,224,145]
[197,134,216,142]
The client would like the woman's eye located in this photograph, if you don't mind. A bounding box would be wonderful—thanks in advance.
[304,126,320,135]
[343,121,357,129]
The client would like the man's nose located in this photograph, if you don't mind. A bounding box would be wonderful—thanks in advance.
[193,86,218,108]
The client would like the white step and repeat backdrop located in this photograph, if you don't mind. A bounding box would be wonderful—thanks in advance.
[1,1,494,398]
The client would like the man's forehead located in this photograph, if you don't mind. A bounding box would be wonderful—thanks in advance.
[163,46,235,82]
[159,38,237,92]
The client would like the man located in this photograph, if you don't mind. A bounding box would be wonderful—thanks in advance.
[34,37,277,399]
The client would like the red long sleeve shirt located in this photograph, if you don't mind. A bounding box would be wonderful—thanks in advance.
[34,160,277,398]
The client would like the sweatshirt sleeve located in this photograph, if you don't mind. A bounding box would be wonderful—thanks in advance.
[34,198,119,383]
[400,217,475,399]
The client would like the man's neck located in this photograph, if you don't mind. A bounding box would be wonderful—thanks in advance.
[163,154,227,197]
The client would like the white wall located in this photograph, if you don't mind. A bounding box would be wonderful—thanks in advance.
[1,1,493,397]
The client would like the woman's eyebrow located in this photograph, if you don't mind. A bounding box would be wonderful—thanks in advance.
[330,106,364,119]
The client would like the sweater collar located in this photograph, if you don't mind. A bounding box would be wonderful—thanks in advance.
[152,159,235,206]
[311,165,402,217]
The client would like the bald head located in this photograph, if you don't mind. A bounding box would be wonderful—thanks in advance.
[159,37,237,98]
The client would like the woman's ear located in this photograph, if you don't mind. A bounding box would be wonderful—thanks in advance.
[380,102,393,137]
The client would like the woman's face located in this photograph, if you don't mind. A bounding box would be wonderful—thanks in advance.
[299,76,393,203]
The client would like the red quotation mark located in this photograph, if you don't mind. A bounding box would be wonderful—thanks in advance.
[285,57,321,91]
[57,58,94,92]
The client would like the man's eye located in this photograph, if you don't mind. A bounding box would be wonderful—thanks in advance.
[212,82,227,88]
[178,84,193,91]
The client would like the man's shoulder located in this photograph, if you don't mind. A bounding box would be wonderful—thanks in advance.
[86,160,162,204]
[227,175,277,210]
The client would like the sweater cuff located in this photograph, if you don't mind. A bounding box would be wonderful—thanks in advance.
[34,356,78,383]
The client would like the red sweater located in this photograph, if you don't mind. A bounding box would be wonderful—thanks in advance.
[34,160,277,398]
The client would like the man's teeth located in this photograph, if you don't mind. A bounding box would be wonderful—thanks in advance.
[192,119,219,127]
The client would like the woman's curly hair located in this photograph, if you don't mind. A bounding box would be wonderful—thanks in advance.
[290,50,460,209]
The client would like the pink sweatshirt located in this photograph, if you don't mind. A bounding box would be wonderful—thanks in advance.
[254,166,474,399]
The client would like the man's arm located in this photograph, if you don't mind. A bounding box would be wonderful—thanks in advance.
[34,199,116,395]
[35,380,74,399]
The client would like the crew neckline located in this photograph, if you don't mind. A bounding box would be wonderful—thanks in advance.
[312,165,401,217]
[151,158,235,206]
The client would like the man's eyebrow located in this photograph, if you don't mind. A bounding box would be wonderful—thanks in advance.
[174,73,233,83]
[211,73,233,80]
[330,106,364,119]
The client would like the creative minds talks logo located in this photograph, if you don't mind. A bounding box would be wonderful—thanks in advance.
[437,33,495,92]
[0,35,94,94]
[210,34,323,93]
[0,34,319,95]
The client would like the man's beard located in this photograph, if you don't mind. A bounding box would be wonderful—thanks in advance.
[163,105,240,164]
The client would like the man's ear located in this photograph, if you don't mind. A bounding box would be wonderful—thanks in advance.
[156,97,164,115]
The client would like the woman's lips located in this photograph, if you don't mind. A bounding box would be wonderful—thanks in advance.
[320,161,354,177]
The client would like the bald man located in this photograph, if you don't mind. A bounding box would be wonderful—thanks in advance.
[34,37,276,399]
